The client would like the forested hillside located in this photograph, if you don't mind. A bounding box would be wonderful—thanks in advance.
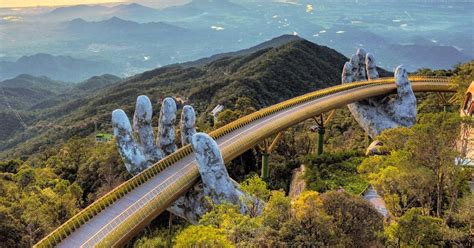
[0,38,367,159]
[0,74,71,111]
[0,74,122,153]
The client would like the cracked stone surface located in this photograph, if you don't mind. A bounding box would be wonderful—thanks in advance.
[133,95,163,162]
[192,133,249,212]
[112,96,261,224]
[180,105,197,146]
[157,97,178,155]
[342,49,417,138]
[112,109,149,174]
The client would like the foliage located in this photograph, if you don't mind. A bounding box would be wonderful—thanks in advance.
[175,176,384,247]
[0,159,21,173]
[451,61,474,108]
[0,137,128,247]
[304,151,368,194]
[240,175,271,201]
[444,194,474,246]
[359,112,472,247]
[175,225,233,248]
[0,166,82,247]
[366,112,470,217]
[322,191,384,246]
[199,203,262,246]
[415,61,474,112]
[385,208,446,247]
[261,190,291,230]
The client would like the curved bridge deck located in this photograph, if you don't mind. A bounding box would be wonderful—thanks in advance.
[35,77,454,247]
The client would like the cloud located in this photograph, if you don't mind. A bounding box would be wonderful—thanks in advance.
[211,25,225,31]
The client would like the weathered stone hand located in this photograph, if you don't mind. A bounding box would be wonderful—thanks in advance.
[112,96,259,223]
[341,48,417,139]
[169,133,258,222]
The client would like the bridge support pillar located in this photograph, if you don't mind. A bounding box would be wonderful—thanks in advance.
[261,153,270,178]
[317,127,325,155]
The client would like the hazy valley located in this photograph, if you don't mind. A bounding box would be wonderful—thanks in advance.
[0,0,472,82]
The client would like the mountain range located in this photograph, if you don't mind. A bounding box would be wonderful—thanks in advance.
[1,0,472,81]
[43,3,165,23]
[0,53,120,82]
[64,17,190,41]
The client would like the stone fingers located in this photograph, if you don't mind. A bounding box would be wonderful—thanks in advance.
[365,53,379,80]
[112,109,149,174]
[157,97,178,155]
[180,105,197,146]
[133,95,164,162]
[342,62,354,84]
[387,65,417,127]
[350,48,368,82]
[394,65,414,97]
[191,133,245,209]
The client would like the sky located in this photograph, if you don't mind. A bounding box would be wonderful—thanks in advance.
[0,0,190,8]
[0,0,124,8]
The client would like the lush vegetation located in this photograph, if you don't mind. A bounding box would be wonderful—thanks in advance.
[140,177,384,247]
[304,151,367,194]
[0,138,128,247]
[357,112,473,246]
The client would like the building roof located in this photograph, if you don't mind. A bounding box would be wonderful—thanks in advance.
[467,81,474,95]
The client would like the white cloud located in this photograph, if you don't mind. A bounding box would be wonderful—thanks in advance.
[211,25,225,31]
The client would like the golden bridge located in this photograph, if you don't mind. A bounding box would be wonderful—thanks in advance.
[34,77,455,247]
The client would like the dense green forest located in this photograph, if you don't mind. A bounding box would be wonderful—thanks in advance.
[0,38,472,247]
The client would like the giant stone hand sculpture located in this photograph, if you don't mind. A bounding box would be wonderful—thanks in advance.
[342,49,417,139]
[112,96,258,224]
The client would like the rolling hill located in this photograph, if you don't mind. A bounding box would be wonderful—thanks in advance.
[0,74,71,111]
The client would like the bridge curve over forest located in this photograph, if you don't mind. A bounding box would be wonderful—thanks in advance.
[35,77,455,248]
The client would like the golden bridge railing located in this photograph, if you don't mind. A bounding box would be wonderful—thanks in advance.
[34,77,453,248]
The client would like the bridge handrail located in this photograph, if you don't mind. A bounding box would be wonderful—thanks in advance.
[34,77,452,247]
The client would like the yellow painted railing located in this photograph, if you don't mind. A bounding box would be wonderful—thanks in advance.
[34,77,454,248]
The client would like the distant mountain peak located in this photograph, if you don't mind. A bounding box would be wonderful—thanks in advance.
[107,16,125,22]
[48,4,107,15]
[111,2,160,13]
[127,3,148,8]
[14,74,50,80]
[177,34,303,68]
[69,18,87,24]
